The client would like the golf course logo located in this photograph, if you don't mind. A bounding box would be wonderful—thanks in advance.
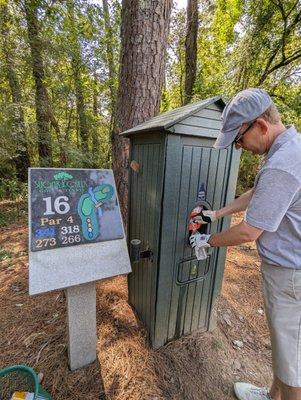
[34,171,87,193]
[53,171,73,181]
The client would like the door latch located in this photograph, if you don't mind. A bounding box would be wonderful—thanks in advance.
[130,239,153,263]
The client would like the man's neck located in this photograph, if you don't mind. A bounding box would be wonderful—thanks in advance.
[268,123,287,148]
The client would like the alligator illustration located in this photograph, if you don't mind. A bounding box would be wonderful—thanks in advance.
[77,184,114,240]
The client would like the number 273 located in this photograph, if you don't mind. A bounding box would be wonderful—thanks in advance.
[36,238,56,248]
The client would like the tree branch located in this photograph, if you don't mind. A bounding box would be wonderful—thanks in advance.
[258,49,301,84]
[258,2,301,85]
[287,0,299,18]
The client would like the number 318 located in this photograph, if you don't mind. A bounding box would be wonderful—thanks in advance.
[61,225,80,234]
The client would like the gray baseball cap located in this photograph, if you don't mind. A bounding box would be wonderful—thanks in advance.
[214,88,273,149]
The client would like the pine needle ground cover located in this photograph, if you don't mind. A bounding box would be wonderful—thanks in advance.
[0,204,272,400]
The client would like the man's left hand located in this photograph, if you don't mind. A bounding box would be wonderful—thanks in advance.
[189,233,211,260]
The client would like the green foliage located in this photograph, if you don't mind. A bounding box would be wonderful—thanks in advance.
[0,177,27,200]
[0,0,120,178]
[167,0,301,194]
[236,151,262,195]
[0,198,27,227]
[0,247,12,261]
[165,8,186,108]
[0,0,300,197]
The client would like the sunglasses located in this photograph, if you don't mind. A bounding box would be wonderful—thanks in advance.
[234,120,256,144]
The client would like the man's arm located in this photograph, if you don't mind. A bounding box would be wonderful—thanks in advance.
[208,220,263,247]
[215,188,254,219]
[193,189,254,224]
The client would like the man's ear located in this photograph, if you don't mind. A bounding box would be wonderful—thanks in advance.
[256,118,269,134]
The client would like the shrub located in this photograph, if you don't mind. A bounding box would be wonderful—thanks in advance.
[0,178,27,201]
[236,151,261,196]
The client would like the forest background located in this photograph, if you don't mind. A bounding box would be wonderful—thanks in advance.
[0,0,300,204]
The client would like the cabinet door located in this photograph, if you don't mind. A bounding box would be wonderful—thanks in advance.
[128,135,165,332]
[156,136,233,344]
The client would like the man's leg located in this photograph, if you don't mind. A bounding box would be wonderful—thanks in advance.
[278,378,301,400]
[261,264,301,400]
[270,375,282,400]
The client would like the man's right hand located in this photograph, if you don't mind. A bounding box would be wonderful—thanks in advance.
[193,210,217,224]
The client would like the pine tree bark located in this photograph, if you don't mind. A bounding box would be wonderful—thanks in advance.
[67,0,89,161]
[1,4,30,181]
[92,72,100,166]
[184,0,198,105]
[24,0,53,167]
[102,0,117,128]
[112,0,172,220]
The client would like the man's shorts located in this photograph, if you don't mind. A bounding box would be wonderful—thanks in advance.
[261,261,301,387]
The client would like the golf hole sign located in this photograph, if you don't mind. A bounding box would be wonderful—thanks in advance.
[30,168,124,251]
[28,168,131,295]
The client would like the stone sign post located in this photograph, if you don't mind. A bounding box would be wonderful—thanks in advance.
[28,168,131,370]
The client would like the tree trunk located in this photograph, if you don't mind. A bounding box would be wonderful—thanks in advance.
[184,0,198,105]
[1,4,30,181]
[102,0,117,129]
[67,0,89,161]
[112,0,172,219]
[92,73,100,166]
[24,0,53,167]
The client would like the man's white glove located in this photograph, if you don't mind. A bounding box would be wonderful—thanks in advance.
[192,210,217,224]
[189,233,211,260]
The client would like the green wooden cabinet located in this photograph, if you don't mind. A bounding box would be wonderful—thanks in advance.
[122,96,241,349]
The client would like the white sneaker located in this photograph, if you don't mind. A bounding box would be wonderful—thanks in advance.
[234,382,271,400]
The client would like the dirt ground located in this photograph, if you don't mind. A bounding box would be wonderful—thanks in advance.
[0,201,273,400]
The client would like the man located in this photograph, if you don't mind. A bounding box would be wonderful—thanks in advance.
[190,88,301,400]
